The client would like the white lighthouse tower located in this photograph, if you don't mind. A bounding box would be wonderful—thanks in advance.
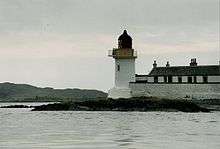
[108,30,137,99]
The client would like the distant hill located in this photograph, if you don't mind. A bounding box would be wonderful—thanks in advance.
[0,82,107,102]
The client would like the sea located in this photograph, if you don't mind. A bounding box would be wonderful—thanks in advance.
[0,102,220,149]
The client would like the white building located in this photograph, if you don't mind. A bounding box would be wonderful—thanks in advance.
[108,30,137,99]
[108,30,220,100]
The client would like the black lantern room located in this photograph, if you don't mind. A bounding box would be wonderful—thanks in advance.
[118,30,132,49]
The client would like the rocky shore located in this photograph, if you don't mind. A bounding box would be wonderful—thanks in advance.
[1,105,33,108]
[31,97,210,112]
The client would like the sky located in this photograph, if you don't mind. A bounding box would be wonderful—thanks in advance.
[0,0,219,91]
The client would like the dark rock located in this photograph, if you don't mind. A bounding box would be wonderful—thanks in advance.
[0,105,32,108]
[32,97,210,112]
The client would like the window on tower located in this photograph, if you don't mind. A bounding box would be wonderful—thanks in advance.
[117,64,120,71]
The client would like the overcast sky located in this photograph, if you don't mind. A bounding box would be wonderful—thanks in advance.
[0,0,219,91]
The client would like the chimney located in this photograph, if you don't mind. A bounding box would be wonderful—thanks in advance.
[166,61,170,67]
[190,58,197,66]
[153,60,157,68]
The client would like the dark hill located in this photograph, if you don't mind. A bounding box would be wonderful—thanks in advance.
[0,82,107,102]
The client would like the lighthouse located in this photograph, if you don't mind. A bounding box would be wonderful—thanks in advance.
[108,30,137,99]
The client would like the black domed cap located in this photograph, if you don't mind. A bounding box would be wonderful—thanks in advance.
[118,30,132,49]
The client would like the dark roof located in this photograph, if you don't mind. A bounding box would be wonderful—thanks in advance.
[118,30,132,49]
[118,30,132,40]
[148,65,220,76]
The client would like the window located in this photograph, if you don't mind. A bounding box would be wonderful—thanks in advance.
[164,76,167,83]
[203,76,208,83]
[117,64,120,71]
[178,76,182,83]
[188,76,192,83]
[193,76,197,83]
[168,76,172,83]
[154,76,158,83]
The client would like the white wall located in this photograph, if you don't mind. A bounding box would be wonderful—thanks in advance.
[197,76,203,83]
[108,58,136,99]
[148,77,154,82]
[115,58,135,88]
[208,76,220,82]
[158,77,163,83]
[173,76,178,82]
[182,76,187,83]
[146,76,220,84]
[136,76,147,81]
[130,83,220,100]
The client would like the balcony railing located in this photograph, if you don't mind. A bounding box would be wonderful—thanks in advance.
[108,49,137,59]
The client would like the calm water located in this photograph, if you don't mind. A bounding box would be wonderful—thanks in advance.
[0,103,220,149]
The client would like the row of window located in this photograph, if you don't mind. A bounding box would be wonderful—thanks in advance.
[153,76,208,83]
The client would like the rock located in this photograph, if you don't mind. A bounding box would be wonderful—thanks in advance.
[0,105,31,108]
[32,97,210,112]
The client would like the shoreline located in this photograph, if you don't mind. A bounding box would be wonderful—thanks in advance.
[30,97,210,112]
[2,97,220,112]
